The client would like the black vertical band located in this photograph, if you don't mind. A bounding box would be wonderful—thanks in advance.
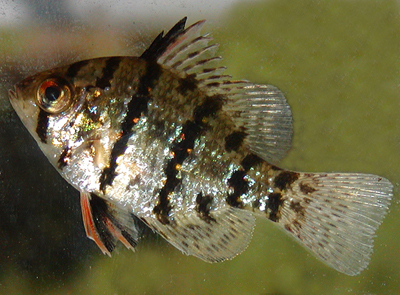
[153,95,223,224]
[226,153,264,208]
[99,62,162,192]
[95,57,122,89]
[36,109,49,143]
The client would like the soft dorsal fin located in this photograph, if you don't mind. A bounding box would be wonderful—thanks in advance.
[141,207,255,262]
[221,82,293,163]
[147,18,293,163]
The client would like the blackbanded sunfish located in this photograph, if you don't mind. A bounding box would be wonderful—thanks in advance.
[9,18,392,275]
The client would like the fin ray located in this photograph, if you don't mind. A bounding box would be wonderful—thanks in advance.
[157,20,206,65]
[140,17,188,61]
[152,19,293,162]
[272,172,392,275]
[81,192,112,256]
[80,193,142,255]
[142,207,256,262]
[223,83,293,163]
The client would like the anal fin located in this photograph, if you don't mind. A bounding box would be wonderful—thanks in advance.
[80,192,142,255]
[142,207,255,262]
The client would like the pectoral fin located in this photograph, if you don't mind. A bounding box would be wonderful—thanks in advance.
[80,192,142,255]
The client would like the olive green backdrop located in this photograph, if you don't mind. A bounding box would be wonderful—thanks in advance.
[0,0,399,294]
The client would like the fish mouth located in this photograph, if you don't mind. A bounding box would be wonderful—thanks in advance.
[8,86,35,129]
[8,88,19,109]
[8,87,22,114]
[8,88,16,101]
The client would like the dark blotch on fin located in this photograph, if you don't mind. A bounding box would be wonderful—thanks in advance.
[225,131,246,152]
[267,192,284,222]
[140,17,187,61]
[36,109,49,143]
[274,171,300,191]
[300,183,317,194]
[196,193,216,223]
[290,201,306,217]
[271,165,283,171]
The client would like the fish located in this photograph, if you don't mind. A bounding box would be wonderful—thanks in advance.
[8,17,392,276]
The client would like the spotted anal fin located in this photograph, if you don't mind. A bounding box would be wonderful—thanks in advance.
[142,207,255,262]
[265,171,392,275]
[149,18,292,164]
[80,193,142,255]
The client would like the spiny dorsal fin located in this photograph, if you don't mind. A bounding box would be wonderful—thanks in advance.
[141,207,255,262]
[269,172,392,275]
[80,192,142,255]
[140,17,188,61]
[153,18,293,164]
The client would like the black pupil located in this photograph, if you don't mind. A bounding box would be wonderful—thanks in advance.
[44,86,61,102]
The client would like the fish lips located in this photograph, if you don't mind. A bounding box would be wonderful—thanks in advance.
[8,86,39,131]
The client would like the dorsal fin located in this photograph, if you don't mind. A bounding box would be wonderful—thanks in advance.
[155,18,224,84]
[150,18,293,163]
[222,82,293,163]
[140,17,188,61]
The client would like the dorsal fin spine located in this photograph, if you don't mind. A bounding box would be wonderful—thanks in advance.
[162,35,212,66]
[151,18,293,163]
[170,44,219,71]
[157,20,206,65]
[141,17,188,62]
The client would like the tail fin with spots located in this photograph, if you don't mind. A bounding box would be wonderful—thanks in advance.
[265,171,392,276]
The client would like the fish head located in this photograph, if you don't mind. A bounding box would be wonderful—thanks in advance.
[9,71,77,135]
[8,63,113,181]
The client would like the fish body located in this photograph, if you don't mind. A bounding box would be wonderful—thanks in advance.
[9,18,392,275]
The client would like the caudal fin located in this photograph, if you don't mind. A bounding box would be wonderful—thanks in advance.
[271,172,392,275]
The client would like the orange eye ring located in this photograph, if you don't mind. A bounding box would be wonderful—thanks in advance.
[36,78,73,113]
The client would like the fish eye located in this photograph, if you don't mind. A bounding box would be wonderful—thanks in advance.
[37,78,73,113]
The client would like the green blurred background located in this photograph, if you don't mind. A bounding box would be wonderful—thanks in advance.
[0,0,399,294]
